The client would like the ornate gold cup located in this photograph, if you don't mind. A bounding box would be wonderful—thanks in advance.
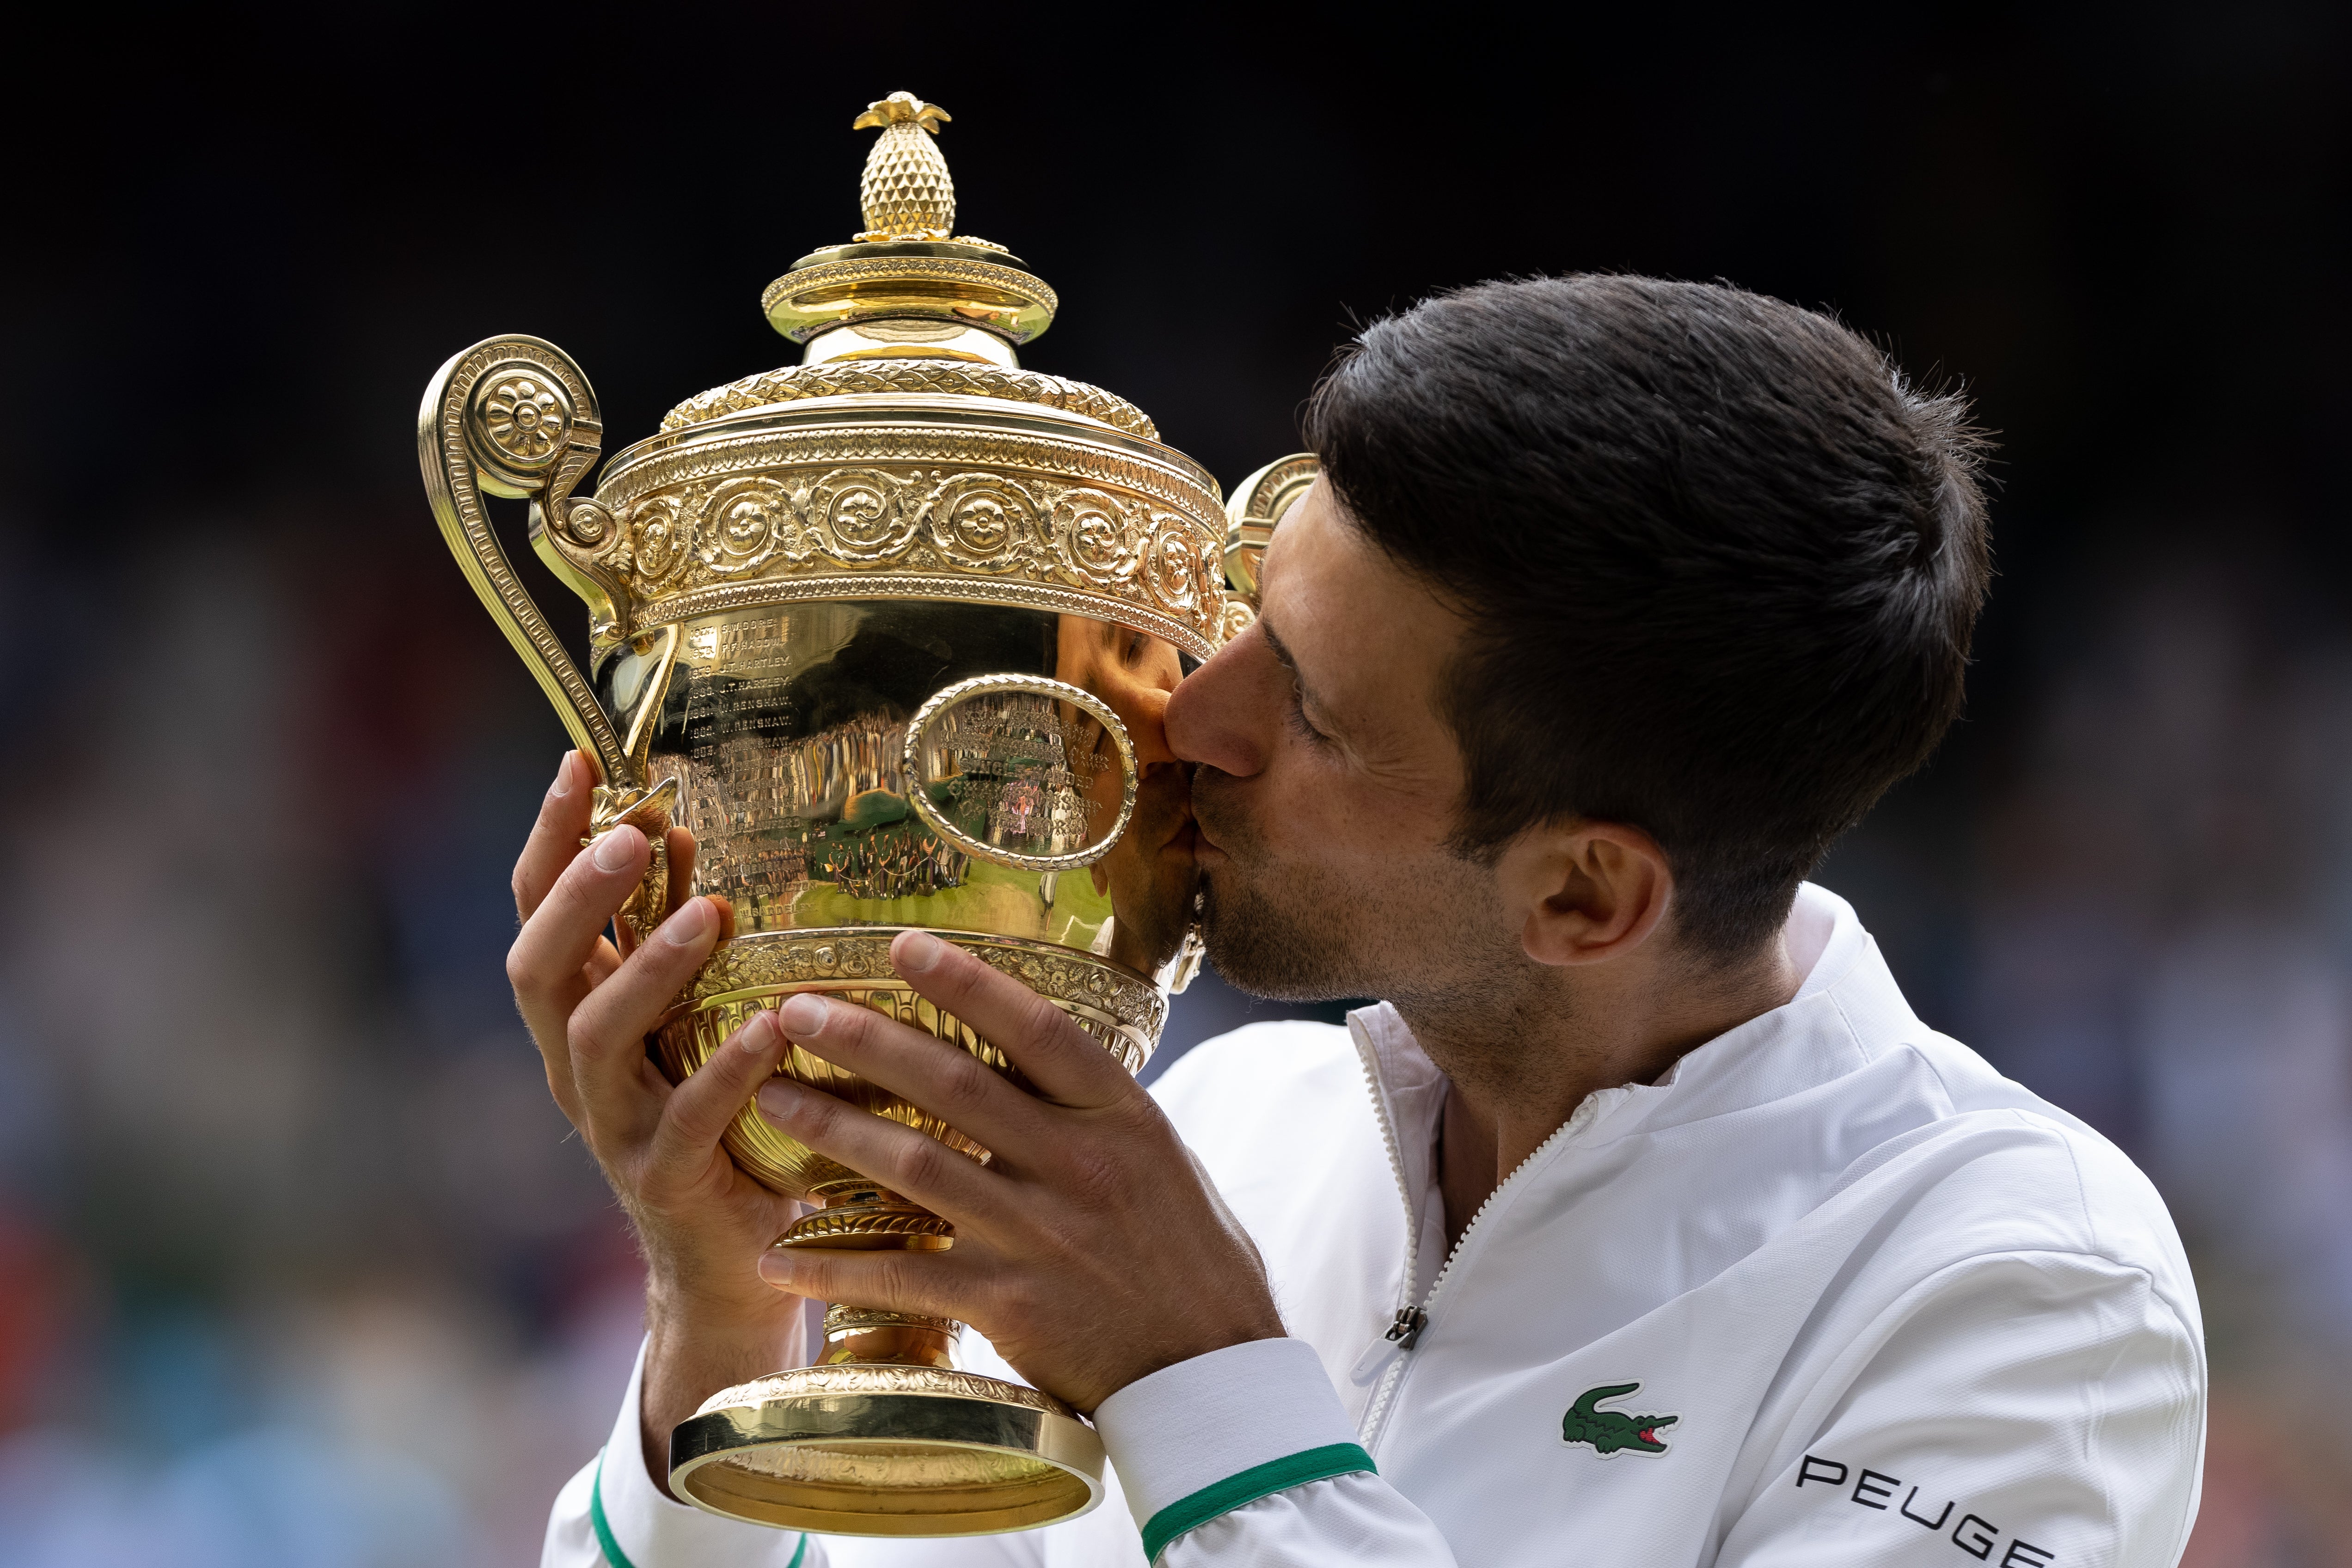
[419,92,1281,1537]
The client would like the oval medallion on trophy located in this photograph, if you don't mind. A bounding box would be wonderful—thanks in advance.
[902,675,1139,870]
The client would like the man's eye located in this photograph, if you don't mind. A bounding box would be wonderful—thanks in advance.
[1286,683,1331,746]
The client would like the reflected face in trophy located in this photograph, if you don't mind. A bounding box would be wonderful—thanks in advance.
[1054,614,1199,976]
[1168,478,1523,1005]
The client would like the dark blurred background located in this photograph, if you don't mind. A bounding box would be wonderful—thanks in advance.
[1,3,2346,1562]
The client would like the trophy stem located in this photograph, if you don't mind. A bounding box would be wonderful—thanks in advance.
[819,1304,960,1370]
[781,1182,964,1371]
[668,1090,1107,1536]
[782,1178,955,1251]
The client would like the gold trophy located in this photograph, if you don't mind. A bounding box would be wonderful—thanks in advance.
[419,92,1292,1538]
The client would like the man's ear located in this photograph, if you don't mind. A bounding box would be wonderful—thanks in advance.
[1496,820,1674,968]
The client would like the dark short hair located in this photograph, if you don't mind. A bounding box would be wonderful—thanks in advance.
[1307,275,1991,960]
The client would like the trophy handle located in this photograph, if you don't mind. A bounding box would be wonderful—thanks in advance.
[1221,452,1318,619]
[418,335,636,790]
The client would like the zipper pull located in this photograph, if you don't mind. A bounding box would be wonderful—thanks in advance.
[1348,1307,1428,1386]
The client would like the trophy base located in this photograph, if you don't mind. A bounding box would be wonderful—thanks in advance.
[669,1364,1105,1537]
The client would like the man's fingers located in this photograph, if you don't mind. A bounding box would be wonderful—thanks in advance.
[756,1239,981,1328]
[513,752,596,922]
[888,931,1133,1106]
[753,1072,998,1225]
[509,823,650,1029]
[532,1002,592,1128]
[646,1008,793,1193]
[567,894,725,1131]
[618,828,717,963]
[768,992,1046,1155]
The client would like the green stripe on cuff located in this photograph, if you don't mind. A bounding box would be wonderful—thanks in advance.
[591,1449,637,1568]
[593,1446,807,1568]
[1141,1442,1376,1561]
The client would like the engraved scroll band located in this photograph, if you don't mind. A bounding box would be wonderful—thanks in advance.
[572,418,1231,657]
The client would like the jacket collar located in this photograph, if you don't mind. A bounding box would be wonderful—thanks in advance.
[1344,882,1923,1166]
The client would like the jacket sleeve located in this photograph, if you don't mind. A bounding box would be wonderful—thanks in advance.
[1093,1337,1457,1565]
[541,1337,822,1568]
[1715,1249,2205,1568]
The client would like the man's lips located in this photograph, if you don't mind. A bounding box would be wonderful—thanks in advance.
[1188,770,1244,860]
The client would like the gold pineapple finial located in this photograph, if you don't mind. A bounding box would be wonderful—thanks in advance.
[853,91,956,241]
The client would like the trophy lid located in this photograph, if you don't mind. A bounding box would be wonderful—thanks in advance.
[762,91,1055,355]
[561,93,1236,663]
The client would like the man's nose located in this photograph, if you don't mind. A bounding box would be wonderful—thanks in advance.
[1165,624,1275,778]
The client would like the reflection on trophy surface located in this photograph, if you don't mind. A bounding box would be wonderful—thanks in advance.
[418,90,1251,1536]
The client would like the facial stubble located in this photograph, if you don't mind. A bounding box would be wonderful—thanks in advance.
[1192,767,1531,1023]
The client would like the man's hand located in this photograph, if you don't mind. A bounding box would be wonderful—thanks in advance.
[508,751,803,1494]
[751,928,1286,1413]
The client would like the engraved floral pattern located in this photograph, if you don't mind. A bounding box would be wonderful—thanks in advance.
[811,467,918,563]
[563,499,612,546]
[1192,534,1225,610]
[920,473,1040,574]
[478,372,569,464]
[1142,522,1200,611]
[1050,488,1141,588]
[695,476,812,575]
[631,495,690,582]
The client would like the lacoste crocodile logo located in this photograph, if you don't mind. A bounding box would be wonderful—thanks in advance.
[1562,1382,1679,1457]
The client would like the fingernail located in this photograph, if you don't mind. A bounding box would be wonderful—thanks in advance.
[550,752,577,798]
[758,1248,802,1284]
[756,1078,807,1121]
[778,993,827,1038]
[735,1011,778,1055]
[592,825,642,873]
[896,931,945,974]
[662,897,712,948]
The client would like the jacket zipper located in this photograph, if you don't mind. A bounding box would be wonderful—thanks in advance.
[1350,1029,1604,1452]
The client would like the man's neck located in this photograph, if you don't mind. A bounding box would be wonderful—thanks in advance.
[1419,937,1803,1250]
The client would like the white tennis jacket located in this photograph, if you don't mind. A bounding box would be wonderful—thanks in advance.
[547,884,2206,1567]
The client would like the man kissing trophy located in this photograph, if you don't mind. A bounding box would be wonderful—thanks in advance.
[431,84,2205,1568]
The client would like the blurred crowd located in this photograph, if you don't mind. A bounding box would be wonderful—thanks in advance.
[1955,556,2352,1562]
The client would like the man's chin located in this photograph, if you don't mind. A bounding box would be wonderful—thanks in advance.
[1198,873,1367,1004]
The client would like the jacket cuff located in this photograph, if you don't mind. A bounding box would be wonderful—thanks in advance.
[589,1338,807,1568]
[1092,1337,1373,1561]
